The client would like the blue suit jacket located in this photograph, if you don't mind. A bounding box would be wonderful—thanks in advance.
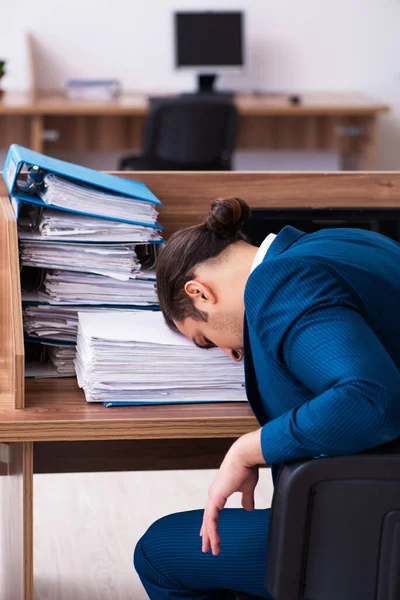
[243,226,400,465]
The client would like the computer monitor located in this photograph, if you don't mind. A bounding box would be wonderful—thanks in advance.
[174,11,244,94]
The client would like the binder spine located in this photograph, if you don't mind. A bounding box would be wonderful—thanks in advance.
[3,145,20,193]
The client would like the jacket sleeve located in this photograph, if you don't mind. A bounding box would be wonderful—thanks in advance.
[245,257,400,465]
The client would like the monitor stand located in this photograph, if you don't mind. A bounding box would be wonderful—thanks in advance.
[198,74,217,93]
[193,74,233,97]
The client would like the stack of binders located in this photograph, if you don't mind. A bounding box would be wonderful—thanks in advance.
[3,144,163,379]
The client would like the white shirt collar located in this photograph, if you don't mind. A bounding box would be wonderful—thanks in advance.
[250,233,277,273]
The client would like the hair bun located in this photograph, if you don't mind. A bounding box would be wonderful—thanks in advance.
[206,197,251,238]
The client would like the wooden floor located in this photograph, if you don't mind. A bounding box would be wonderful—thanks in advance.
[30,469,273,600]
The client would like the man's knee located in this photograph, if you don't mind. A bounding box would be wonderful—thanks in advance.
[134,510,203,579]
[134,511,195,581]
[134,514,166,577]
[133,531,148,578]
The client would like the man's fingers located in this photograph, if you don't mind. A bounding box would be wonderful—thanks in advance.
[202,526,211,553]
[241,491,255,512]
[201,503,221,555]
[209,526,221,556]
[202,492,228,555]
[206,504,221,556]
[201,534,209,553]
[201,508,211,553]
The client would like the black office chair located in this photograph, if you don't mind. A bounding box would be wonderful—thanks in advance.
[234,438,400,600]
[119,96,238,171]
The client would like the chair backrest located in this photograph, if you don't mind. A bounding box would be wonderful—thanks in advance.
[142,96,238,169]
[266,441,400,600]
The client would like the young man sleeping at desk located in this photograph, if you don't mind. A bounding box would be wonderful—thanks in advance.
[134,196,400,599]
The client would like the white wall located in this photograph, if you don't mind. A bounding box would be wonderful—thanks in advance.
[1,0,400,168]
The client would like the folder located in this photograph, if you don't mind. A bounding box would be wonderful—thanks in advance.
[3,144,162,228]
[17,208,163,243]
[21,271,159,306]
[20,240,143,281]
[20,241,159,304]
[64,79,121,101]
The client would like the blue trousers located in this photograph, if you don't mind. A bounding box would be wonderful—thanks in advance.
[134,508,272,599]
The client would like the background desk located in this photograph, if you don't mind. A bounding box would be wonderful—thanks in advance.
[0,91,389,170]
[1,171,400,600]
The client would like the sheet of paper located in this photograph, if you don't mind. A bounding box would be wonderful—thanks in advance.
[78,311,194,345]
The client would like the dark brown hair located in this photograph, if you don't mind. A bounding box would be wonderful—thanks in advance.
[156,196,251,331]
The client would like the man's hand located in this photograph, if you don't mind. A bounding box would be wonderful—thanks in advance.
[200,428,265,556]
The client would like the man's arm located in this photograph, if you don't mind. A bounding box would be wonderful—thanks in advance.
[246,257,400,465]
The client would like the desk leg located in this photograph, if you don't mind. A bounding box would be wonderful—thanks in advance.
[358,116,378,170]
[0,442,34,600]
[30,116,44,153]
[340,116,378,171]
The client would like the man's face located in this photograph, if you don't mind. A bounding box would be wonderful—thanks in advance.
[175,311,244,362]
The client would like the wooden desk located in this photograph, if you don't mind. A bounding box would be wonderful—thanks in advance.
[0,91,389,169]
[1,171,400,600]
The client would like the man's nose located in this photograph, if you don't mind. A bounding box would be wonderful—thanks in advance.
[221,348,243,362]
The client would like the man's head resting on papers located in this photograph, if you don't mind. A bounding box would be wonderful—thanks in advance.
[157,197,258,363]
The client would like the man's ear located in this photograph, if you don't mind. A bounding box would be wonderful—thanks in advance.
[184,280,217,307]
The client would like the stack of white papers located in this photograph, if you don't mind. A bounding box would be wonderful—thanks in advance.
[65,79,121,101]
[47,345,76,376]
[36,270,158,305]
[39,174,159,226]
[23,305,151,341]
[25,342,76,378]
[19,209,163,243]
[20,241,141,281]
[76,311,247,405]
[24,305,79,341]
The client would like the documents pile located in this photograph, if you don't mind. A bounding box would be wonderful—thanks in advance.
[38,173,158,226]
[28,270,158,305]
[64,79,121,101]
[3,144,163,378]
[47,345,76,376]
[20,208,161,242]
[20,240,142,280]
[76,311,247,405]
[25,340,76,378]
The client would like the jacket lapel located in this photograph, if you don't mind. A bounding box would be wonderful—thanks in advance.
[243,315,266,424]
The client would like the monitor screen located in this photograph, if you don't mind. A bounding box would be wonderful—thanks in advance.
[175,12,244,68]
